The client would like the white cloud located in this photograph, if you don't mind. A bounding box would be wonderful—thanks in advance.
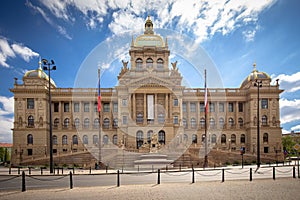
[0,96,14,143]
[32,0,277,43]
[291,124,300,132]
[271,72,300,93]
[0,36,39,68]
[280,98,300,124]
[11,43,39,62]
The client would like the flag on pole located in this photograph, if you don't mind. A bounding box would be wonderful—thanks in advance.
[204,69,208,114]
[98,68,101,112]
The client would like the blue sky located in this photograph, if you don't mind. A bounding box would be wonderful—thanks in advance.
[0,0,300,143]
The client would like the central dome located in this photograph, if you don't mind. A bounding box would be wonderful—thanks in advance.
[240,63,270,88]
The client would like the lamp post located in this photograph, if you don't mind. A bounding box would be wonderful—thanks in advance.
[254,79,262,169]
[42,58,56,174]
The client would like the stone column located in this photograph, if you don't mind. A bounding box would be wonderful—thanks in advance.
[144,93,147,125]
[133,94,136,121]
[155,93,158,123]
[165,93,169,122]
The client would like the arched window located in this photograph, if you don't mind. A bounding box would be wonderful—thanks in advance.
[202,134,206,142]
[72,135,78,145]
[211,134,217,143]
[158,113,165,124]
[27,134,33,144]
[238,118,243,128]
[209,118,215,128]
[136,113,143,124]
[231,134,236,144]
[158,130,165,144]
[219,117,224,129]
[94,118,99,129]
[146,58,153,68]
[262,115,268,125]
[240,134,246,144]
[263,133,268,143]
[28,115,34,127]
[191,118,196,129]
[200,118,205,128]
[63,118,70,128]
[103,135,109,144]
[74,118,80,129]
[113,135,118,145]
[136,131,144,149]
[103,118,110,129]
[192,134,197,144]
[157,58,164,69]
[53,135,58,145]
[221,134,226,144]
[228,118,234,127]
[83,135,88,144]
[93,135,98,145]
[54,118,59,128]
[84,118,90,129]
[113,118,118,128]
[183,118,187,128]
[62,135,68,145]
[147,130,153,144]
[183,134,188,142]
[136,58,143,69]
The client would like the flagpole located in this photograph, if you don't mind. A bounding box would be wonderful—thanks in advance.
[204,69,208,168]
[98,66,102,168]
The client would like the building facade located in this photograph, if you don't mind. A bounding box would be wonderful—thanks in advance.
[10,16,283,167]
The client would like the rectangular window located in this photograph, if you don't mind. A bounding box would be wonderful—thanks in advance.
[122,99,127,106]
[64,102,69,112]
[190,103,196,112]
[219,103,224,112]
[200,102,205,112]
[94,102,98,112]
[209,103,215,112]
[27,98,34,109]
[84,102,90,112]
[261,99,268,109]
[113,103,118,113]
[54,102,59,112]
[182,103,187,112]
[264,147,269,153]
[238,102,244,112]
[122,116,128,125]
[173,116,179,124]
[27,149,33,156]
[228,102,234,112]
[104,103,110,112]
[74,103,79,112]
[173,99,178,106]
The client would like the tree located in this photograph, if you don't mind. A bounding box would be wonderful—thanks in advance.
[282,136,296,156]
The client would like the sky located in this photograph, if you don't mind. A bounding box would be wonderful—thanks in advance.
[0,0,300,143]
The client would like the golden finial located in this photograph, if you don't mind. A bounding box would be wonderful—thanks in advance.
[253,61,257,72]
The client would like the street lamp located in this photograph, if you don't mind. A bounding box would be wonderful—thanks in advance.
[254,79,262,169]
[42,58,56,174]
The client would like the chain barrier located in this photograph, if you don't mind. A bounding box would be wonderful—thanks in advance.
[124,172,153,177]
[27,175,68,181]
[164,171,191,177]
[256,168,273,174]
[195,170,221,177]
[275,168,293,174]
[0,175,20,182]
[226,169,249,175]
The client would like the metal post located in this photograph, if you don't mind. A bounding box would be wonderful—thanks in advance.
[273,167,275,180]
[204,69,208,168]
[222,169,225,182]
[157,169,161,184]
[250,168,252,181]
[254,79,262,169]
[69,171,73,189]
[242,154,244,169]
[22,171,26,192]
[18,167,20,175]
[293,166,296,178]
[192,167,195,183]
[9,166,11,175]
[117,170,120,187]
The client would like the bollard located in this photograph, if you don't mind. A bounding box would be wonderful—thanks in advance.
[21,171,26,192]
[90,166,92,174]
[192,167,195,183]
[9,167,11,175]
[157,169,161,184]
[41,167,43,175]
[250,168,252,181]
[62,167,64,175]
[222,169,225,182]
[137,165,139,172]
[273,167,275,180]
[57,167,59,175]
[179,164,181,171]
[166,165,168,171]
[293,166,296,178]
[18,167,20,175]
[73,167,75,174]
[106,165,108,174]
[28,167,31,175]
[69,171,73,189]
[117,170,120,187]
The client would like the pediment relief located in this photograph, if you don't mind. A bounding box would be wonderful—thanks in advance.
[125,76,174,88]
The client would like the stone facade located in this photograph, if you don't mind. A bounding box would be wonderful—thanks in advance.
[10,16,283,167]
